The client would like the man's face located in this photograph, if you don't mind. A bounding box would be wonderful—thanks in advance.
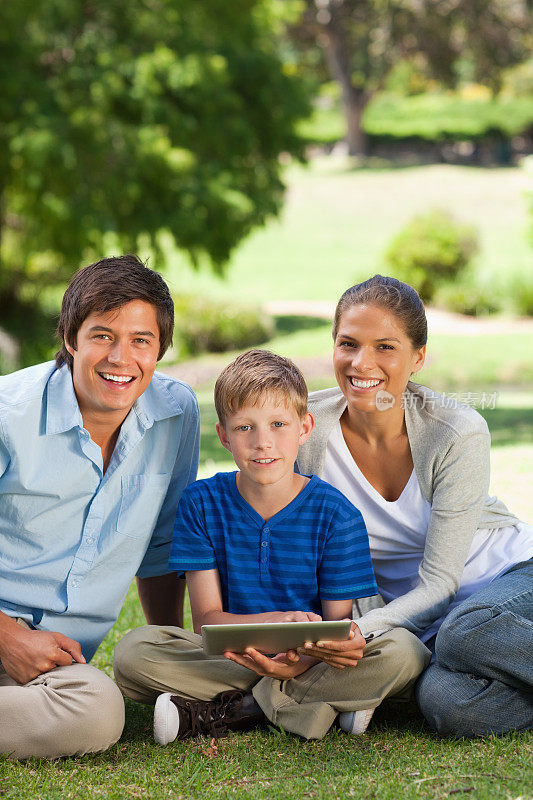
[66,300,161,422]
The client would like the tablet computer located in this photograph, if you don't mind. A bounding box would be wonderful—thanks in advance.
[201,620,352,656]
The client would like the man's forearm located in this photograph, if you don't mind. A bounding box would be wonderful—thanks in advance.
[136,573,185,627]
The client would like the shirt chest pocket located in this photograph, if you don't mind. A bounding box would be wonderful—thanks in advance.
[116,474,170,539]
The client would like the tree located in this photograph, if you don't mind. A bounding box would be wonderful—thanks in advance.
[292,0,532,156]
[0,0,310,365]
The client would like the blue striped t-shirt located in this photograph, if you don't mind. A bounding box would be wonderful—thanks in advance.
[169,472,377,615]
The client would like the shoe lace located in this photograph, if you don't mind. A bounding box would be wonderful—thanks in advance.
[180,691,245,739]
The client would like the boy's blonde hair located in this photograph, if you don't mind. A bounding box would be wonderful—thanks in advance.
[214,349,308,424]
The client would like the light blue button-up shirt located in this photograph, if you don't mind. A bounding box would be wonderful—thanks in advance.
[0,361,199,660]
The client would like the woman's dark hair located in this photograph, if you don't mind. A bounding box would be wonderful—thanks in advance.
[333,275,427,349]
[56,254,174,370]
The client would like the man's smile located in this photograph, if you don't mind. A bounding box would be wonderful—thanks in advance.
[98,372,136,386]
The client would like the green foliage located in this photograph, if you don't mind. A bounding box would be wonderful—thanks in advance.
[383,58,439,96]
[504,273,533,317]
[290,0,532,153]
[174,296,275,357]
[384,210,478,301]
[298,88,533,145]
[364,91,533,141]
[0,0,311,364]
[501,58,533,98]
[434,279,501,316]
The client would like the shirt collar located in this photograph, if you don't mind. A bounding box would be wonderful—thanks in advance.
[45,367,183,436]
[45,365,84,435]
[132,372,184,431]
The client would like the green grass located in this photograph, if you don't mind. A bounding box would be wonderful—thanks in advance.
[3,568,531,800]
[162,160,532,311]
[2,158,533,795]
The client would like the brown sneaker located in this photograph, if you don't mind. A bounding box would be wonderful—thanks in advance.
[153,689,267,744]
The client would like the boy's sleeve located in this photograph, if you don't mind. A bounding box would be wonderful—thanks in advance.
[168,487,218,577]
[318,501,378,601]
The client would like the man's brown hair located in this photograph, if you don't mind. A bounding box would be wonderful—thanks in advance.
[214,349,308,425]
[56,255,174,370]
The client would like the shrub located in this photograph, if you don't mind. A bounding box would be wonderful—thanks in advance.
[503,274,533,317]
[434,280,501,316]
[174,296,275,357]
[384,209,479,301]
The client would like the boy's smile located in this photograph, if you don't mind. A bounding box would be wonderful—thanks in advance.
[216,397,314,512]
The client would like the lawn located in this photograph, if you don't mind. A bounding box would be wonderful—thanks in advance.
[2,160,532,798]
[3,326,531,800]
[161,159,532,311]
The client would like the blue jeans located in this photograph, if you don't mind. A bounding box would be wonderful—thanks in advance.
[415,559,533,736]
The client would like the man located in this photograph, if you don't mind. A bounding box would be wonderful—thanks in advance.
[0,255,199,759]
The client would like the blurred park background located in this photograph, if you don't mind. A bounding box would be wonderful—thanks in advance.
[4,0,532,503]
[1,3,533,796]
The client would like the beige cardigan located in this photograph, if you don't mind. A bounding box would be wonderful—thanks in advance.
[297,382,518,637]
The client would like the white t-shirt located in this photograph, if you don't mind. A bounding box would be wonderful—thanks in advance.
[323,421,533,641]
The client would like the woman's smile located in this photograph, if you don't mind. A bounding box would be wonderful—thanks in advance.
[333,304,425,413]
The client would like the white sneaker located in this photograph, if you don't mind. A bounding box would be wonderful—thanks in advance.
[339,708,375,735]
[154,693,180,745]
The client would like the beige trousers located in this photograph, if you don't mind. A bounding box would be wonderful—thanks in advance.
[114,625,430,740]
[0,622,125,760]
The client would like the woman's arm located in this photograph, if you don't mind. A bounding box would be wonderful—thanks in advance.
[356,430,491,638]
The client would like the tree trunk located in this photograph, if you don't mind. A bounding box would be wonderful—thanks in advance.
[343,88,368,156]
[313,0,370,156]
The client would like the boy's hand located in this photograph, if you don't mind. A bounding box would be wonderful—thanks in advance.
[224,648,315,679]
[261,611,322,623]
[294,621,366,669]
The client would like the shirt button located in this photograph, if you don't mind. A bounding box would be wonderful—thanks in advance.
[264,528,270,533]
[261,542,268,548]
[86,537,95,544]
[71,579,80,588]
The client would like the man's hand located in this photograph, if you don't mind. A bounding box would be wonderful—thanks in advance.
[0,627,85,684]
[294,621,366,669]
[259,610,322,623]
[224,648,315,679]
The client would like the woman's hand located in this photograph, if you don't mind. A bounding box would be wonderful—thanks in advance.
[224,648,316,679]
[294,621,366,669]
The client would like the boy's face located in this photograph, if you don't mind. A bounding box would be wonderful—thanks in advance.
[216,396,314,490]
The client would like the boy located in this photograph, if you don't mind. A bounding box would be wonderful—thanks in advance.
[114,350,430,742]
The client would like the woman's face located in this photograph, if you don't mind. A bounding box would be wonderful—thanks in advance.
[333,303,426,414]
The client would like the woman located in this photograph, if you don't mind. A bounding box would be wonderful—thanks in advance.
[297,275,533,737]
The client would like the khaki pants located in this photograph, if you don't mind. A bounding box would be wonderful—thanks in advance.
[0,621,125,760]
[114,625,430,740]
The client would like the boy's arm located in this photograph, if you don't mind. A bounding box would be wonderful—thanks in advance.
[187,570,321,634]
[321,599,353,621]
[187,570,320,679]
